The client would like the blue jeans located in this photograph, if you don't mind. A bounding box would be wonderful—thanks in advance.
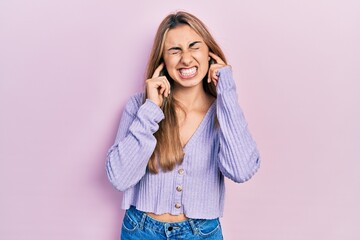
[121,206,223,239]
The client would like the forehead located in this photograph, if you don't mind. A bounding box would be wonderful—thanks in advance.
[164,24,203,46]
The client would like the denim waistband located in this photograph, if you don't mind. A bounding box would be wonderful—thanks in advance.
[126,205,216,235]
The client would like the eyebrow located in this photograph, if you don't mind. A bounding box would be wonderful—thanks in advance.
[167,46,182,51]
[189,41,202,47]
[167,41,203,51]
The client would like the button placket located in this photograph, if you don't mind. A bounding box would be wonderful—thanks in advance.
[173,166,185,212]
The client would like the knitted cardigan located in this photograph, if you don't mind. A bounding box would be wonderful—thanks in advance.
[106,66,260,219]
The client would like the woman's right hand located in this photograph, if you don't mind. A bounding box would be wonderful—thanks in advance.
[146,63,171,107]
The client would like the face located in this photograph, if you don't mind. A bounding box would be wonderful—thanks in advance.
[163,24,210,89]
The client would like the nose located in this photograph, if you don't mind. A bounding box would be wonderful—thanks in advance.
[180,51,193,66]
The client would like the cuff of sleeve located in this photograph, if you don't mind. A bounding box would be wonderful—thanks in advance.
[217,66,236,94]
[138,99,165,123]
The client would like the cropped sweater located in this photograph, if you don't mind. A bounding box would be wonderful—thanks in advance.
[106,66,260,219]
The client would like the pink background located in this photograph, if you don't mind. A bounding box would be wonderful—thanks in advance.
[1,0,359,239]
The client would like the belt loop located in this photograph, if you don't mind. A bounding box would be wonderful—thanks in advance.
[188,219,198,235]
[138,213,147,230]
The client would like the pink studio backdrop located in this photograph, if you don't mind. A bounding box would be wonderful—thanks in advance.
[1,0,359,239]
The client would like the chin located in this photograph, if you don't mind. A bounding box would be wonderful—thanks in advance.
[171,72,206,88]
[174,78,204,88]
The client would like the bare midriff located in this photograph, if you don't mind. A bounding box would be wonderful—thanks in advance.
[146,212,188,222]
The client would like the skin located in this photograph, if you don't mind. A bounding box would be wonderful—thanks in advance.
[145,24,228,222]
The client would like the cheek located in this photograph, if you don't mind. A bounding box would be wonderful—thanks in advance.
[195,56,210,70]
[194,51,209,64]
[164,56,179,70]
[163,57,179,79]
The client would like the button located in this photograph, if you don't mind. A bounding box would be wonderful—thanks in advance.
[178,169,185,175]
[175,203,181,209]
[176,185,183,192]
[168,226,173,231]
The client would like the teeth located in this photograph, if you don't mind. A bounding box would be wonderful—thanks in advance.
[179,67,197,76]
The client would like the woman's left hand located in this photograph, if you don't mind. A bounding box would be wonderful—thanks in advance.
[208,52,229,87]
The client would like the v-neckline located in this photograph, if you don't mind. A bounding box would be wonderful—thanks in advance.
[182,100,216,152]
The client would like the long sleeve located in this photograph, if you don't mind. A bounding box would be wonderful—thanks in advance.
[105,93,164,191]
[216,66,261,183]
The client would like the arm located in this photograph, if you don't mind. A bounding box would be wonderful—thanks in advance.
[216,66,261,183]
[105,94,164,191]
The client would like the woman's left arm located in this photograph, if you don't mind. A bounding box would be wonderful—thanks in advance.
[208,56,261,183]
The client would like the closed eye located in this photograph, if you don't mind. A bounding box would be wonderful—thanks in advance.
[189,41,202,49]
[168,47,181,55]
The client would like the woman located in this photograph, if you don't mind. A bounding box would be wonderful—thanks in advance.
[106,11,260,239]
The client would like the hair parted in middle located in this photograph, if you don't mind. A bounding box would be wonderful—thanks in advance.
[145,11,227,174]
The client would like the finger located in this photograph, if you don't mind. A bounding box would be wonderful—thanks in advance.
[159,78,170,98]
[160,86,165,95]
[157,77,168,97]
[209,52,225,65]
[162,78,170,97]
[158,81,166,95]
[152,63,165,78]
[208,64,214,83]
[214,67,221,78]
[212,71,218,82]
[208,71,218,84]
[208,64,216,79]
[163,77,171,96]
[208,67,214,83]
[213,70,218,80]
[150,78,166,93]
[208,65,219,84]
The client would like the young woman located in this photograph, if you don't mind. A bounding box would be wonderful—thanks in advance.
[106,11,261,239]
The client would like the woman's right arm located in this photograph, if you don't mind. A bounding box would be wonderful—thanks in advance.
[105,94,164,191]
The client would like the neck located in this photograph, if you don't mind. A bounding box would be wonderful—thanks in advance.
[172,83,208,110]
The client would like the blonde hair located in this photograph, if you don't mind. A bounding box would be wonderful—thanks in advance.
[145,11,227,173]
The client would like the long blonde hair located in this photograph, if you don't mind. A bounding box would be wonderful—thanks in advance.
[145,11,227,173]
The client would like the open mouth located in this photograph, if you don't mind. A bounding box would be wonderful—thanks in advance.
[178,67,198,79]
